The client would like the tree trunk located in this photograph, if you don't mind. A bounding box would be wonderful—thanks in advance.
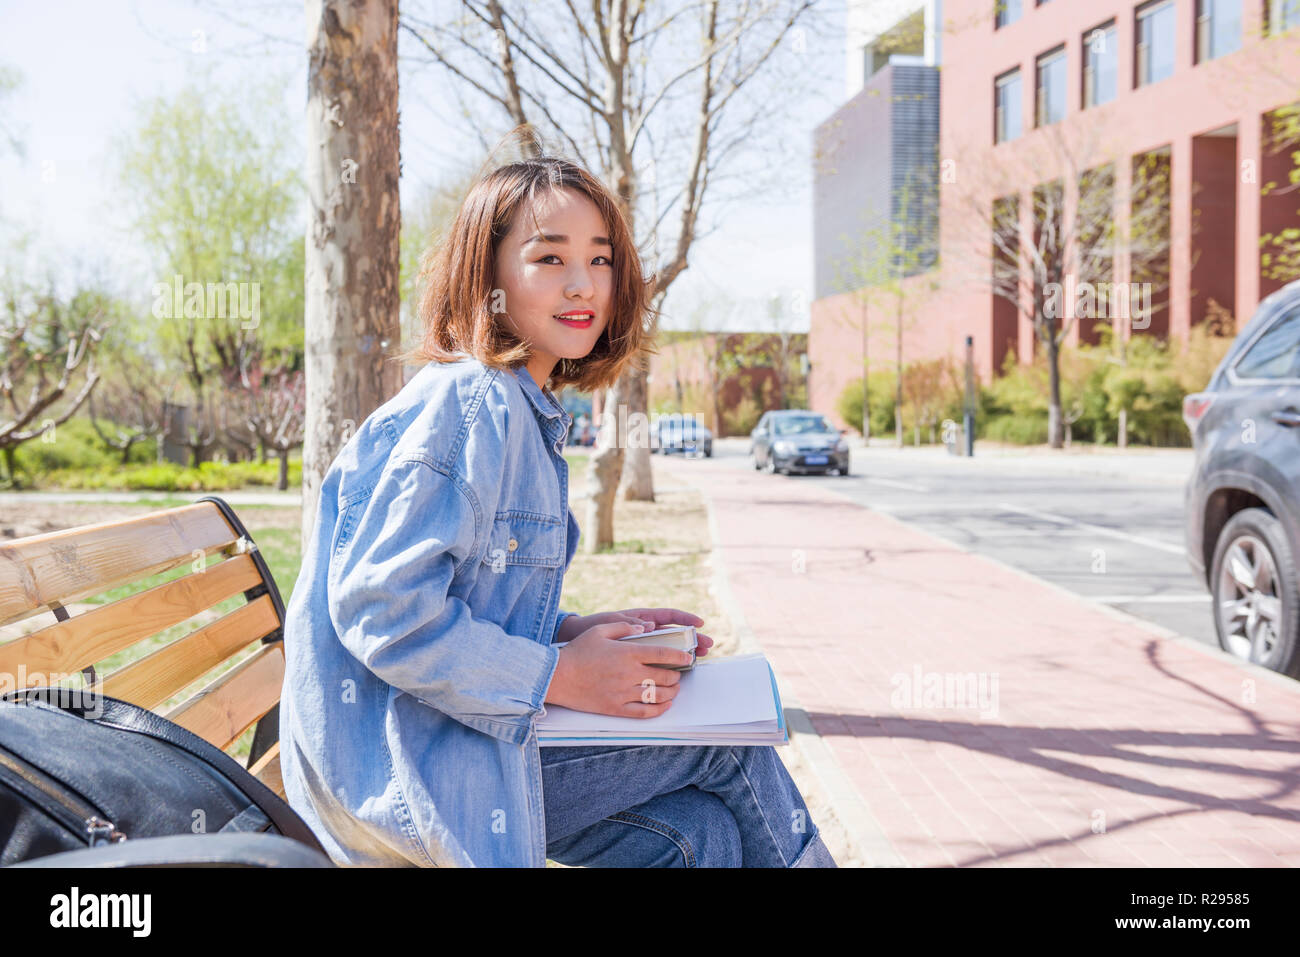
[585,377,631,552]
[302,0,402,553]
[1040,328,1060,447]
[895,294,904,449]
[1046,336,1063,449]
[619,365,654,501]
[861,300,870,443]
[1118,408,1128,448]
[277,448,290,491]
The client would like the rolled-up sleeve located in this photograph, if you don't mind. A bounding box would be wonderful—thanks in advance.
[551,611,577,644]
[326,456,559,746]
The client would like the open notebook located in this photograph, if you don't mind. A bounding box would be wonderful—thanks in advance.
[536,653,787,747]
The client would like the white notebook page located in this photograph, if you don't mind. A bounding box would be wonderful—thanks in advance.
[537,654,776,734]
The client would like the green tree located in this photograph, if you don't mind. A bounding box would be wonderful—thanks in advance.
[113,70,304,463]
[0,238,117,485]
[0,63,24,159]
[1261,102,1300,283]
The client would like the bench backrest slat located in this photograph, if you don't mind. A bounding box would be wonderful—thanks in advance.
[161,641,285,752]
[0,552,265,682]
[0,504,240,628]
[92,593,281,710]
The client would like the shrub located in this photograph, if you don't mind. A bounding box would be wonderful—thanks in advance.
[901,356,966,443]
[982,413,1048,444]
[835,311,1236,449]
[836,370,898,438]
[35,459,302,492]
[11,417,114,476]
[722,395,763,437]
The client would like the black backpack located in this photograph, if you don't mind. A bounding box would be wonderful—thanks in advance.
[0,687,330,866]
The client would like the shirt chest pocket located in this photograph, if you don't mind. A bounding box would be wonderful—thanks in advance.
[482,513,565,571]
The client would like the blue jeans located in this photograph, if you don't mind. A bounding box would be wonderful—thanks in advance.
[540,744,837,867]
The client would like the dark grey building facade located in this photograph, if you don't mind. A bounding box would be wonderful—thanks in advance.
[813,62,939,302]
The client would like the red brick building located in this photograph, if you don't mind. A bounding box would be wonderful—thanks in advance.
[811,0,1300,429]
[647,332,809,436]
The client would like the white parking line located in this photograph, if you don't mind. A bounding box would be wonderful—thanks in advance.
[997,502,1187,555]
[870,502,998,513]
[863,477,931,492]
[1088,594,1212,603]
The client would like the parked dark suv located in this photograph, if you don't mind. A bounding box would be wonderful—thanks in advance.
[750,410,850,475]
[1184,279,1300,678]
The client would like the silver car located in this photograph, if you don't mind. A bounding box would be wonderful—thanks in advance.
[750,411,850,476]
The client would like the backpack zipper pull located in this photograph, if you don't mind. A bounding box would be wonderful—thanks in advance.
[86,816,127,846]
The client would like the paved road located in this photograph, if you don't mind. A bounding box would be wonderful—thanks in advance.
[689,438,1215,651]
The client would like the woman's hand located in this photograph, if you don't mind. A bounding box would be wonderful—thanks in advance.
[555,608,715,659]
[545,620,695,717]
[555,610,654,642]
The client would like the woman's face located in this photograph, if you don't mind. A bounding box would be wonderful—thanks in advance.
[494,186,614,385]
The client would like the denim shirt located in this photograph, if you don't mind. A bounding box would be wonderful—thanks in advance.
[278,357,581,867]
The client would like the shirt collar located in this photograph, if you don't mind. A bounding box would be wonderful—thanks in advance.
[511,365,569,424]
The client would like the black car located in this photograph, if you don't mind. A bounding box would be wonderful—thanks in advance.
[654,414,713,457]
[749,410,850,475]
[1184,278,1300,677]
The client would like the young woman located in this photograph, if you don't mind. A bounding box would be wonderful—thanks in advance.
[278,156,836,868]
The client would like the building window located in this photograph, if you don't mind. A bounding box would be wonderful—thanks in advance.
[1036,47,1067,126]
[1196,0,1242,61]
[1136,0,1176,87]
[1083,22,1118,108]
[1267,0,1300,33]
[995,0,1023,29]
[995,68,1023,143]
[992,194,1020,296]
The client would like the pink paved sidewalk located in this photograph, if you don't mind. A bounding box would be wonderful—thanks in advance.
[663,457,1300,867]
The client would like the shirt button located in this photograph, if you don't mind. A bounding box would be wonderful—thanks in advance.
[507,538,519,552]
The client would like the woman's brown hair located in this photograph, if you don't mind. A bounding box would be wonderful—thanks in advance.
[396,155,653,392]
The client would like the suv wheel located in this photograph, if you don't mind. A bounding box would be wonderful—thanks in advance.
[1210,508,1300,677]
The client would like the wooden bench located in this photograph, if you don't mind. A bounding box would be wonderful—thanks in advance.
[0,495,288,798]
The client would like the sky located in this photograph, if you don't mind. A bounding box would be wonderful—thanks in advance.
[0,0,851,333]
